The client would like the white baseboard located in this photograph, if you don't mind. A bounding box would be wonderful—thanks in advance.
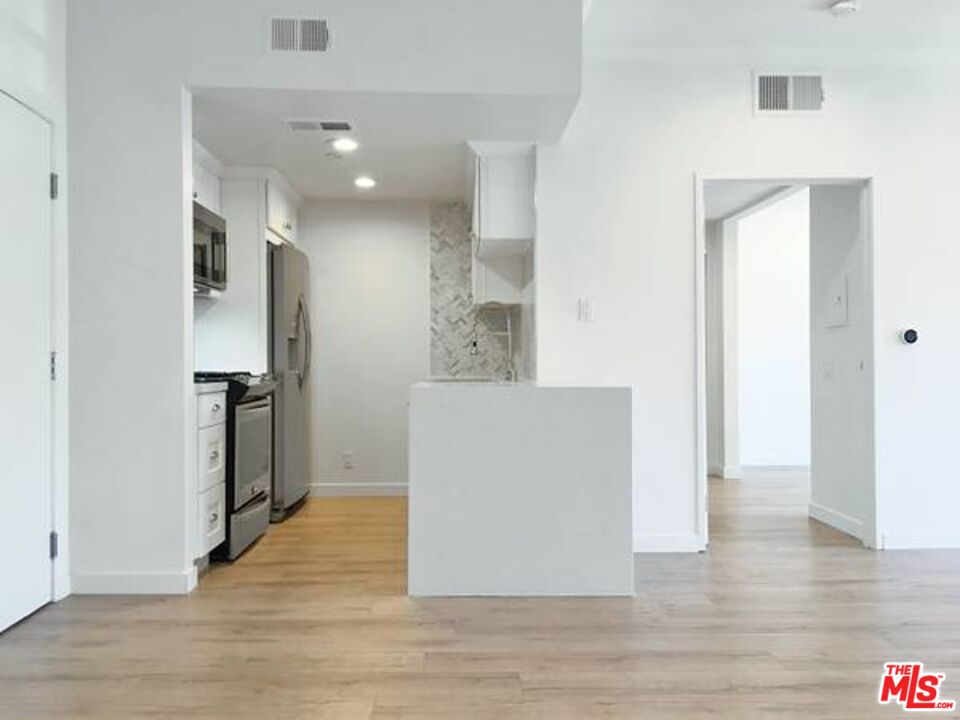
[310,481,408,497]
[633,533,706,553]
[881,530,960,550]
[71,568,197,595]
[809,501,864,541]
[723,465,742,479]
[740,465,811,479]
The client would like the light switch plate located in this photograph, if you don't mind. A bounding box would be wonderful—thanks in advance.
[578,298,598,323]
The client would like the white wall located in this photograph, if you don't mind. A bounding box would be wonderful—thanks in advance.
[735,189,810,469]
[537,57,960,550]
[194,178,270,374]
[809,184,875,542]
[1,0,70,597]
[298,201,430,495]
[68,0,580,593]
[704,220,724,476]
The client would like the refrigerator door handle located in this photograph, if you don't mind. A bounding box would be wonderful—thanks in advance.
[295,294,311,389]
[302,298,312,386]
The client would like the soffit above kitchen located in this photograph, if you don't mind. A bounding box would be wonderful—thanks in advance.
[193,88,575,201]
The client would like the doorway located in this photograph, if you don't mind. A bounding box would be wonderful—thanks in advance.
[696,177,878,550]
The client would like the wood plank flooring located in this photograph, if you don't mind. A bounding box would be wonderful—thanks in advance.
[2,479,959,719]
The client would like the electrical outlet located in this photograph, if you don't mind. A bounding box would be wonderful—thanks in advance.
[342,450,356,470]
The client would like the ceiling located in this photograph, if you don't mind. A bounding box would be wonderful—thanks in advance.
[704,181,793,221]
[586,0,960,57]
[193,89,574,201]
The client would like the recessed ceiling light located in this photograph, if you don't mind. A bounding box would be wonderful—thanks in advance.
[330,137,359,153]
[830,0,861,16]
[354,176,377,190]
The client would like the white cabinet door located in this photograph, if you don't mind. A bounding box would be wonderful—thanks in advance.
[197,424,226,493]
[197,391,227,428]
[196,483,226,557]
[0,93,53,632]
[266,181,297,243]
[192,163,221,214]
[477,154,535,242]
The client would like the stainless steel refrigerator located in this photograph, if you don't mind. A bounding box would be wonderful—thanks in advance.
[268,243,312,520]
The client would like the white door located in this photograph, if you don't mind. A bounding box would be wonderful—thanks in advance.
[0,91,53,632]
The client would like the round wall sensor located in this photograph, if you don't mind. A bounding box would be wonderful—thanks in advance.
[901,329,919,345]
[830,0,861,16]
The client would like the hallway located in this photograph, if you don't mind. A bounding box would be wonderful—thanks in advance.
[1,482,958,719]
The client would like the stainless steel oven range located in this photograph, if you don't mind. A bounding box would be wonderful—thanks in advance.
[195,372,275,560]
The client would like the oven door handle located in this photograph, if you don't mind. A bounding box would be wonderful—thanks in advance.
[238,398,271,412]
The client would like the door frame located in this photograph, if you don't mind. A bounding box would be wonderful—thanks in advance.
[693,173,880,549]
[1,87,68,602]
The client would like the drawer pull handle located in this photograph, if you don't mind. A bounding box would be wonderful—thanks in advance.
[211,403,222,412]
[209,512,218,523]
[209,449,220,461]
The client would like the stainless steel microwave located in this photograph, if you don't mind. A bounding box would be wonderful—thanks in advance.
[193,202,227,292]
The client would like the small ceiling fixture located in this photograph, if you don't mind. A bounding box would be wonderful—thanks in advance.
[330,137,359,153]
[829,0,861,16]
[354,176,377,190]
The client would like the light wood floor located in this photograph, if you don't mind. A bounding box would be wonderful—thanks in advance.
[2,479,959,719]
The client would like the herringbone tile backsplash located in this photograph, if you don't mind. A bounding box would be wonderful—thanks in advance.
[429,202,514,379]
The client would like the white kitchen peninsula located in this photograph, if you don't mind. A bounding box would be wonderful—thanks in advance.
[408,382,634,596]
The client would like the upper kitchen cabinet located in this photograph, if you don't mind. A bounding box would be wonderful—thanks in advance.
[468,142,536,305]
[265,177,302,245]
[192,141,224,214]
[470,142,535,261]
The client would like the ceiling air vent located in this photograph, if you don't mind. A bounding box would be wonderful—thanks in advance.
[755,74,824,115]
[270,18,330,52]
[285,120,352,132]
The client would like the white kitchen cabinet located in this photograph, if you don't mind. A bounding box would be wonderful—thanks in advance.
[197,483,226,557]
[194,385,227,561]
[468,143,536,305]
[192,162,222,214]
[472,234,530,305]
[470,145,535,259]
[197,424,226,493]
[266,179,299,244]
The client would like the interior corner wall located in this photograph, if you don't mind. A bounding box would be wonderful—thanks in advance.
[735,189,811,469]
[809,184,874,543]
[0,0,70,598]
[704,220,724,476]
[536,56,960,550]
[720,219,740,479]
[297,200,430,496]
[68,51,195,592]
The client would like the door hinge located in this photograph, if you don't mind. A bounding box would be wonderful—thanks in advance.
[50,351,57,380]
[49,531,59,560]
[50,172,59,200]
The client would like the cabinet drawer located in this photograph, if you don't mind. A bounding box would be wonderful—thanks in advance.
[197,424,226,493]
[197,392,226,428]
[196,483,226,558]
